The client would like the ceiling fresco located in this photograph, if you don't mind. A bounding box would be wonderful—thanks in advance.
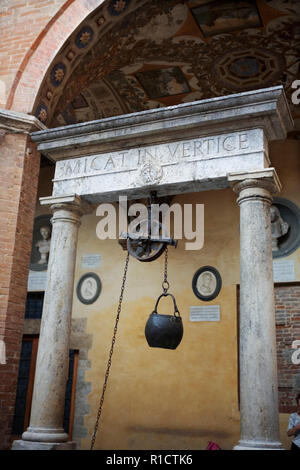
[33,0,300,130]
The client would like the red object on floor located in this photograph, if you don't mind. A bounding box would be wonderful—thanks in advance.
[206,441,221,450]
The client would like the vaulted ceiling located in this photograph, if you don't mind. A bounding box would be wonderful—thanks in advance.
[34,0,300,131]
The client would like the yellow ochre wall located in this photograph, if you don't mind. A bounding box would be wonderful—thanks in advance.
[44,138,299,450]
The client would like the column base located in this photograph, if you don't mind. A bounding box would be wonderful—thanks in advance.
[12,440,76,450]
[22,426,69,443]
[234,439,285,450]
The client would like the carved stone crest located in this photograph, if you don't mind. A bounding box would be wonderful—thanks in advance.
[138,161,163,186]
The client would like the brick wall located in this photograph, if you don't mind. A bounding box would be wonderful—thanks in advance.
[0,132,40,449]
[0,0,67,108]
[275,284,300,413]
[237,284,300,414]
[0,0,103,112]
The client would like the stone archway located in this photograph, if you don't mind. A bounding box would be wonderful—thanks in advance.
[1,0,299,451]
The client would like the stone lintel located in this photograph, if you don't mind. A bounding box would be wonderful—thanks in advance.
[0,108,46,134]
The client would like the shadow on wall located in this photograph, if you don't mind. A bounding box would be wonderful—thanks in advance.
[126,425,231,449]
[127,425,231,438]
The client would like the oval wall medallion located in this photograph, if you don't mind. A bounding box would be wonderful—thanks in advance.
[192,266,222,302]
[76,273,102,305]
[272,197,300,258]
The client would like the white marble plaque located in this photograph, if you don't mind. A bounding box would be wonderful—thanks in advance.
[190,305,221,322]
[81,254,101,269]
[27,270,48,292]
[273,260,295,282]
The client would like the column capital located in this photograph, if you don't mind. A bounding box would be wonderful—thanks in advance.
[39,194,94,216]
[228,168,281,205]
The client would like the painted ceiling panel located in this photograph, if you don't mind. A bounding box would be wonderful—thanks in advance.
[33,0,300,130]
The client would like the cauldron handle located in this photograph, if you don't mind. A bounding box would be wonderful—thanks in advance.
[153,292,181,317]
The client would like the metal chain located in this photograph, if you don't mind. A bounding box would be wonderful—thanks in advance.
[162,247,169,293]
[90,251,130,450]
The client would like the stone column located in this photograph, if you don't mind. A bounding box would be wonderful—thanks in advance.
[13,195,88,450]
[228,168,284,450]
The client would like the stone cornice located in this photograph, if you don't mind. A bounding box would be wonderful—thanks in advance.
[30,86,293,161]
[0,108,46,134]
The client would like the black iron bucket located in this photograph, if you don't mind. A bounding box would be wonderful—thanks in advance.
[145,292,183,350]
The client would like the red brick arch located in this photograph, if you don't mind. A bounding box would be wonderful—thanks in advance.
[7,0,105,114]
